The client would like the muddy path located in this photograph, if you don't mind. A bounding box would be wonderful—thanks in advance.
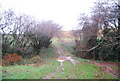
[42,40,78,79]
[43,39,120,79]
[88,61,120,77]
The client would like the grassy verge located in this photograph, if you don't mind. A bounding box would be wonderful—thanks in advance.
[2,37,119,79]
[51,61,117,79]
[2,43,59,79]
[51,37,118,79]
[2,60,59,79]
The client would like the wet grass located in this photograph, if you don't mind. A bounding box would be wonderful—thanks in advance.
[1,37,119,79]
[107,65,119,70]
[2,60,59,79]
[2,43,59,79]
[51,61,117,79]
[50,38,118,79]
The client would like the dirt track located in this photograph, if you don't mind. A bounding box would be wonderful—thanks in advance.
[43,39,120,79]
[43,42,78,79]
[88,61,120,77]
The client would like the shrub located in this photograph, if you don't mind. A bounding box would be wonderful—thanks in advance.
[2,53,22,66]
[27,31,52,54]
[30,55,41,63]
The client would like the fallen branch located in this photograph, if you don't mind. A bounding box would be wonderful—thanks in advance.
[82,44,101,52]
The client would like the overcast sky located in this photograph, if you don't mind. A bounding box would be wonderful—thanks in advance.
[0,0,96,30]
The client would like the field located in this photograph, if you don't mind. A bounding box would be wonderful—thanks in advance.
[1,37,120,79]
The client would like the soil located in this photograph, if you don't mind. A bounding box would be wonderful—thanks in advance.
[42,43,78,79]
[88,61,120,77]
[43,39,120,79]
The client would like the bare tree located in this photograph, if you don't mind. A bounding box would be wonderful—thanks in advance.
[74,0,120,61]
[92,0,120,34]
[26,20,61,54]
[0,9,61,57]
[35,20,61,38]
[0,9,35,56]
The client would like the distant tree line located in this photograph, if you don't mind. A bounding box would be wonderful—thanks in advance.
[73,0,120,61]
[0,9,61,58]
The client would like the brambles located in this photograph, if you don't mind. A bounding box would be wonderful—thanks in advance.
[2,53,21,66]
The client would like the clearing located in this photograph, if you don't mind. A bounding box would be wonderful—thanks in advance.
[1,38,120,79]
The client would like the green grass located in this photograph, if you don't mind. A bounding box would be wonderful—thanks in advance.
[107,65,119,70]
[2,37,119,79]
[2,60,59,79]
[51,38,62,47]
[51,61,117,79]
[73,57,92,62]
[52,37,75,56]
[2,43,59,79]
[52,37,75,46]
[0,66,2,80]
[50,38,118,79]
[15,45,58,65]
[39,45,58,59]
